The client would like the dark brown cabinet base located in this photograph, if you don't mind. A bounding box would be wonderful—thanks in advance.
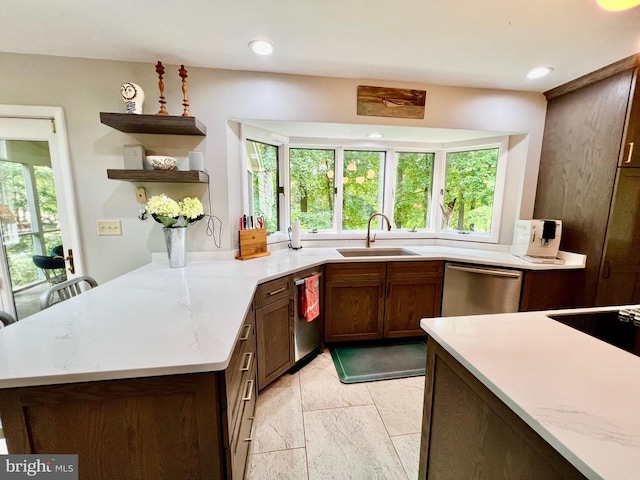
[420,338,587,480]
[325,261,443,342]
[0,372,251,480]
[0,311,257,480]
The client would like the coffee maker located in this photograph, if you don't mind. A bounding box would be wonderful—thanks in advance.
[511,219,564,264]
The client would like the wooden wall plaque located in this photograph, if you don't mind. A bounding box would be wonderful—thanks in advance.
[357,85,427,119]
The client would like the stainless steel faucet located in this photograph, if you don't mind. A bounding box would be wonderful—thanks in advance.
[366,212,391,247]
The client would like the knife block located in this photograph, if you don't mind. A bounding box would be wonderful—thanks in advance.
[236,229,270,260]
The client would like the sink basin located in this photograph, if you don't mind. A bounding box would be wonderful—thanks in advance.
[337,248,418,257]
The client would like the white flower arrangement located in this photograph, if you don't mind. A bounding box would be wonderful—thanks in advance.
[146,194,204,228]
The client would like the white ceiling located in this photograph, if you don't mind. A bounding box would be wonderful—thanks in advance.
[2,0,640,93]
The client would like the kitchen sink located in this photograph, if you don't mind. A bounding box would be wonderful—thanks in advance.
[337,248,418,257]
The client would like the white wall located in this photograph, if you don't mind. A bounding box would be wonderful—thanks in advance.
[0,52,547,282]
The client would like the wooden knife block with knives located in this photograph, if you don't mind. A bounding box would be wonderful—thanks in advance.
[236,229,270,260]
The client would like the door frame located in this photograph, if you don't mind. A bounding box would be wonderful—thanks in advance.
[0,105,84,316]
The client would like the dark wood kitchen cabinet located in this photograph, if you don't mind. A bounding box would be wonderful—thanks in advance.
[594,168,640,305]
[619,72,640,167]
[385,261,443,338]
[255,275,294,391]
[534,55,640,307]
[519,269,582,312]
[325,261,443,342]
[325,263,386,342]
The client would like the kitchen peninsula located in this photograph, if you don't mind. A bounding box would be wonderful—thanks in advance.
[0,246,585,479]
[419,308,640,480]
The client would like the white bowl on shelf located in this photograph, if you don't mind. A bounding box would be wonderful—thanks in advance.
[146,156,177,171]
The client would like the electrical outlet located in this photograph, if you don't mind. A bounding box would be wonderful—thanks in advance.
[135,187,147,204]
[97,220,122,236]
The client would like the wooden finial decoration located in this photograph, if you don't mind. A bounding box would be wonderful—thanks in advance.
[155,61,169,115]
[179,64,191,117]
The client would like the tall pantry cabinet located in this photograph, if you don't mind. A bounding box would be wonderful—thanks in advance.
[533,55,640,307]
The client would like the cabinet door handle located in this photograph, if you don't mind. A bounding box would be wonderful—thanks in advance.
[267,286,287,296]
[242,379,254,402]
[239,324,251,341]
[603,261,611,279]
[241,352,253,372]
[625,142,635,164]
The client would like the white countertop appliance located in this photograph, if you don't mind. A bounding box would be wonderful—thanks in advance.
[511,219,564,264]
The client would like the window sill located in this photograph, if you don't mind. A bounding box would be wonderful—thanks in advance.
[266,229,498,245]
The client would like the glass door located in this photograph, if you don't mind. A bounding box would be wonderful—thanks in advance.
[0,113,81,320]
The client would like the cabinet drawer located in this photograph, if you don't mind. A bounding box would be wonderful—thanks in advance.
[255,275,293,307]
[387,261,443,278]
[230,371,257,480]
[326,262,386,281]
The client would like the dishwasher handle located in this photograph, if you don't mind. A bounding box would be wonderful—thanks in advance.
[446,264,521,279]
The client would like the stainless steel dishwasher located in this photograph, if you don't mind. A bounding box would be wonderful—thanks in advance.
[442,263,523,316]
[293,271,323,363]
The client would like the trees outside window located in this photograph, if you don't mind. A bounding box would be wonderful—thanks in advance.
[290,148,335,230]
[394,152,434,230]
[246,140,279,233]
[0,156,60,289]
[243,133,506,242]
[342,150,385,230]
[444,148,498,232]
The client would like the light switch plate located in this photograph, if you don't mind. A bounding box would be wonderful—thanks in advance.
[97,220,122,236]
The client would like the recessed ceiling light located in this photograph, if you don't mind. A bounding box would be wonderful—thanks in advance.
[249,40,275,56]
[367,133,384,139]
[527,67,554,79]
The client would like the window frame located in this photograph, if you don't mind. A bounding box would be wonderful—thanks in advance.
[240,127,509,245]
[435,137,509,244]
[241,125,288,242]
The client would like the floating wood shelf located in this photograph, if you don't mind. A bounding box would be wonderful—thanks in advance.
[107,169,209,183]
[99,112,206,136]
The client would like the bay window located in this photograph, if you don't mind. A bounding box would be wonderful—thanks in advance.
[242,130,507,243]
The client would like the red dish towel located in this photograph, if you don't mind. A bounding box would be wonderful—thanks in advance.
[302,274,320,322]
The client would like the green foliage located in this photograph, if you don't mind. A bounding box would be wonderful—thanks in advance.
[250,142,279,233]
[394,152,434,229]
[290,148,335,230]
[0,160,60,288]
[444,149,498,232]
[342,151,384,230]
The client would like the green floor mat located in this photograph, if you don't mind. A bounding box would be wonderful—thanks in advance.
[330,341,426,384]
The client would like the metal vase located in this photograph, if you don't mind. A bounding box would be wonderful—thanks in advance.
[163,226,187,268]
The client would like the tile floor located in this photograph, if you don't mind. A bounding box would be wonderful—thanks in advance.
[246,351,424,480]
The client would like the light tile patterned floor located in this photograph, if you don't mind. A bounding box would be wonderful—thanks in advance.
[246,351,424,480]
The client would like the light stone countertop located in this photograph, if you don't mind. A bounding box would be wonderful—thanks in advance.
[0,246,584,389]
[421,307,640,480]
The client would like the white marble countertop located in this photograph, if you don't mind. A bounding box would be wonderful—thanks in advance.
[420,307,640,480]
[0,246,584,389]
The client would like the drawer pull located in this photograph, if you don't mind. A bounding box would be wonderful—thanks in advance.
[267,286,287,296]
[239,324,251,341]
[243,437,253,443]
[625,142,634,164]
[241,352,253,372]
[242,380,254,402]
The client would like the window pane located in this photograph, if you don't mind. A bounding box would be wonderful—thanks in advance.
[34,165,60,231]
[394,152,434,230]
[246,140,279,233]
[0,160,31,234]
[342,150,385,230]
[444,148,498,232]
[290,148,335,230]
[6,234,40,289]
